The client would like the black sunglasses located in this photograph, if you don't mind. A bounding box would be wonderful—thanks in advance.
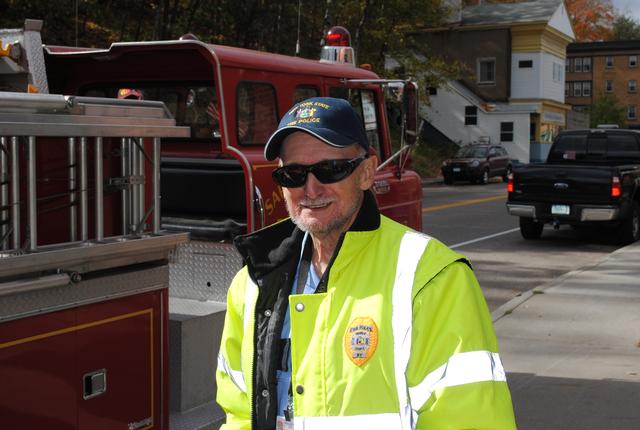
[272,156,367,188]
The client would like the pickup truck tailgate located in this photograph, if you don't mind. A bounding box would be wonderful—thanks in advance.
[511,164,615,205]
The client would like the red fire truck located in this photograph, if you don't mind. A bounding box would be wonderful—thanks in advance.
[0,20,422,429]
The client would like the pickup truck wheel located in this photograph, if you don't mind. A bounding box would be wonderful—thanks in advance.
[443,176,453,185]
[520,217,544,240]
[617,201,640,244]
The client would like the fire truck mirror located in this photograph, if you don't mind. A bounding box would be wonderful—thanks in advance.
[402,81,419,146]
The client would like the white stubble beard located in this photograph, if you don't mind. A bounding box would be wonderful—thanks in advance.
[286,193,363,238]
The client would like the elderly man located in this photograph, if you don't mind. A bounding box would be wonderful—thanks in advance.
[216,97,515,430]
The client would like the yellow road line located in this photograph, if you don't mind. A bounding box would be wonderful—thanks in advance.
[422,194,506,213]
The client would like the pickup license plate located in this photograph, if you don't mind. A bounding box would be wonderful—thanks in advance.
[453,167,461,172]
[551,204,570,215]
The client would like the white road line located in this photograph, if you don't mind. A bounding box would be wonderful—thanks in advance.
[450,227,520,249]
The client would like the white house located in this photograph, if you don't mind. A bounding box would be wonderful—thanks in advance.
[416,0,575,162]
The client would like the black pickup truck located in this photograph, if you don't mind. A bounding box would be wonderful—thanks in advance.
[506,129,640,244]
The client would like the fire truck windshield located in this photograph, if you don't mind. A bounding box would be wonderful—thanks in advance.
[329,86,382,157]
[82,83,219,140]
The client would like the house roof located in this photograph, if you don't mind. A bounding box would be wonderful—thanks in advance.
[462,0,562,26]
[568,40,640,54]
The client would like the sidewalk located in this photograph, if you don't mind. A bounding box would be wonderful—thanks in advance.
[492,241,640,429]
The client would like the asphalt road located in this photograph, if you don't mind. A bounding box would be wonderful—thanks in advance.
[421,179,623,310]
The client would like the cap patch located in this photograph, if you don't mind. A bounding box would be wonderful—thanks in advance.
[344,317,378,366]
[287,102,331,126]
[263,97,369,160]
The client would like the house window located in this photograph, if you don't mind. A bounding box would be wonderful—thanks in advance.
[573,82,582,96]
[606,56,614,68]
[628,105,637,120]
[565,58,571,72]
[630,55,638,67]
[583,57,591,72]
[574,57,583,72]
[582,81,592,97]
[605,80,614,92]
[629,80,637,93]
[465,106,478,125]
[552,63,563,83]
[565,82,570,97]
[477,58,496,84]
[519,60,533,68]
[500,122,514,142]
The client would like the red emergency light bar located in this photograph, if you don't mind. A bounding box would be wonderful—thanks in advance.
[325,26,351,47]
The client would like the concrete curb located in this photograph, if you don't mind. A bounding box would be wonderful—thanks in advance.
[490,240,640,323]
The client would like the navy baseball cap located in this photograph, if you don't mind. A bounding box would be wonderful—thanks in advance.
[264,97,369,160]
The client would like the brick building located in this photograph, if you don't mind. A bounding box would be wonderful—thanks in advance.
[566,41,640,127]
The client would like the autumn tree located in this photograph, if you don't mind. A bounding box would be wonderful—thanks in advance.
[610,15,640,40]
[565,0,614,41]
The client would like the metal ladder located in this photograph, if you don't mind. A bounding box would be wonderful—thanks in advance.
[0,91,189,254]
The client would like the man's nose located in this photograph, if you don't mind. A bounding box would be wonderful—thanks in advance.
[303,172,324,197]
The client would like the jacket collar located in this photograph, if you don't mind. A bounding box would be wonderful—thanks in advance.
[234,190,380,281]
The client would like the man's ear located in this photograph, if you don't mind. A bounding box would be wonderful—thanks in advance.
[359,156,378,191]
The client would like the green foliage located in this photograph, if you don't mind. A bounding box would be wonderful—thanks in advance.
[3,0,464,181]
[0,0,460,84]
[410,135,459,178]
[610,15,640,41]
[323,0,449,73]
[589,94,627,128]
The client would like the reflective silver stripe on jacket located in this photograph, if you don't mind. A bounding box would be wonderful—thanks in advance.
[217,352,247,393]
[219,272,257,395]
[392,231,430,430]
[293,412,402,429]
[408,350,507,412]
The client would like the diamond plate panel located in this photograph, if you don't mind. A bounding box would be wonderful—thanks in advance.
[169,399,224,430]
[0,265,168,322]
[23,26,49,93]
[169,241,243,302]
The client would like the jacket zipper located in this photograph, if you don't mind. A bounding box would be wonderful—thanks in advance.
[250,278,260,429]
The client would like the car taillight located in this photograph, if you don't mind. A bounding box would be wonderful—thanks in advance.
[507,173,514,193]
[611,176,621,197]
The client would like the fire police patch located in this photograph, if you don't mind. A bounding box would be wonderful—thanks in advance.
[296,107,316,119]
[344,317,378,366]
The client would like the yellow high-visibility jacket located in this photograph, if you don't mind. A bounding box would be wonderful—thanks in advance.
[217,192,515,430]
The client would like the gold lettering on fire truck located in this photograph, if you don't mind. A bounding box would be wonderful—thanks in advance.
[264,186,284,216]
